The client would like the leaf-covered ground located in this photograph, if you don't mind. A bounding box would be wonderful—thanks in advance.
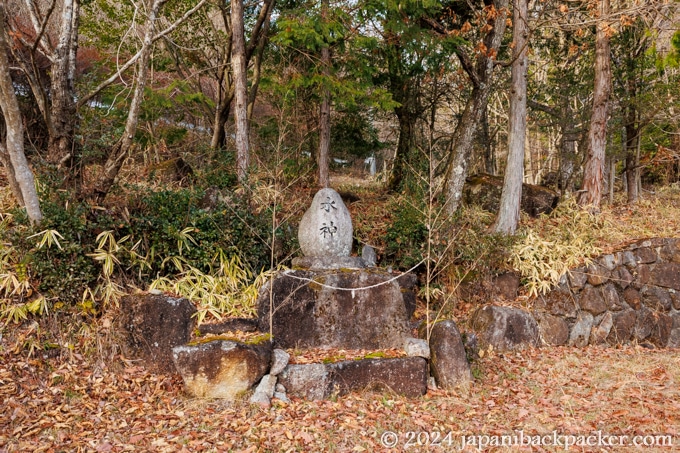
[2,344,679,452]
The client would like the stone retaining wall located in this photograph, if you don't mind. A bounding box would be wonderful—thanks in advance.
[533,238,680,348]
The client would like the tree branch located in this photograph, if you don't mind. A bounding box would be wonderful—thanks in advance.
[78,0,208,108]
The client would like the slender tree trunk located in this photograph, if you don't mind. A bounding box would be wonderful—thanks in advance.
[247,17,271,121]
[444,0,509,214]
[93,0,167,202]
[578,0,611,208]
[493,0,528,234]
[317,0,331,188]
[210,86,234,150]
[231,0,249,184]
[0,8,42,224]
[388,106,416,192]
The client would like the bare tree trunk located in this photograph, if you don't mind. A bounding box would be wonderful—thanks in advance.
[578,0,611,208]
[608,156,615,204]
[46,0,80,174]
[247,16,271,121]
[210,86,234,150]
[93,0,168,202]
[444,0,509,214]
[388,105,416,192]
[231,0,250,184]
[317,0,331,189]
[0,8,42,224]
[493,0,528,234]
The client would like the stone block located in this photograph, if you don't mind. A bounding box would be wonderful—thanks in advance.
[404,337,430,359]
[579,286,608,315]
[607,310,636,345]
[270,349,290,376]
[649,313,673,348]
[613,267,634,290]
[600,254,617,271]
[427,320,472,389]
[278,364,332,400]
[631,264,651,289]
[623,287,641,310]
[121,293,196,373]
[660,240,680,263]
[586,263,610,286]
[590,312,613,345]
[640,286,672,312]
[534,312,569,346]
[361,245,377,267]
[602,284,626,311]
[330,357,428,397]
[568,311,593,347]
[491,272,520,300]
[568,269,588,290]
[540,286,578,318]
[250,374,277,407]
[650,263,680,291]
[172,339,272,399]
[257,269,415,349]
[470,306,540,351]
[622,251,637,268]
[635,247,657,264]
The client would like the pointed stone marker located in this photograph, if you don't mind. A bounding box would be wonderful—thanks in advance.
[298,188,353,257]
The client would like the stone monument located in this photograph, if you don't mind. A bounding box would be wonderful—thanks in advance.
[293,188,366,270]
[258,187,417,348]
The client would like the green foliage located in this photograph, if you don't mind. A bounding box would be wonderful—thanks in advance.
[0,180,280,324]
[330,108,385,159]
[193,147,239,190]
[124,187,273,277]
[384,198,427,270]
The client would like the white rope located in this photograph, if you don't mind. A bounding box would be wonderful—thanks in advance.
[279,259,424,291]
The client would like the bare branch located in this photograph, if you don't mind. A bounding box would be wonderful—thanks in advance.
[78,0,209,108]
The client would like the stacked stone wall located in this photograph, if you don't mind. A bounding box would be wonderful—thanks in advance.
[533,238,680,348]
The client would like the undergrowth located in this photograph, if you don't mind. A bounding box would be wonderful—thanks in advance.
[511,196,605,297]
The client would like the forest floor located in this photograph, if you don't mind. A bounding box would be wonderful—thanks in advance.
[2,342,679,452]
[2,179,680,452]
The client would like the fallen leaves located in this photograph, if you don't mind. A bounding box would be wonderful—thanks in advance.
[1,344,679,451]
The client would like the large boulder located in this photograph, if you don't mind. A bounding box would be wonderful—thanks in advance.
[427,320,472,389]
[257,269,416,349]
[172,338,272,399]
[298,188,353,258]
[470,306,540,351]
[463,174,559,217]
[120,293,196,372]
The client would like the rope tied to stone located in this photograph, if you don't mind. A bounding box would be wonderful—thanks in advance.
[279,259,424,292]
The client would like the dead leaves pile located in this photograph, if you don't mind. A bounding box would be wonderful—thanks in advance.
[2,345,680,452]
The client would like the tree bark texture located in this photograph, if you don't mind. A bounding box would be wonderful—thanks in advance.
[47,0,80,172]
[0,7,42,224]
[317,0,331,189]
[493,0,528,234]
[94,0,168,202]
[231,0,250,184]
[444,0,509,215]
[578,0,611,208]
